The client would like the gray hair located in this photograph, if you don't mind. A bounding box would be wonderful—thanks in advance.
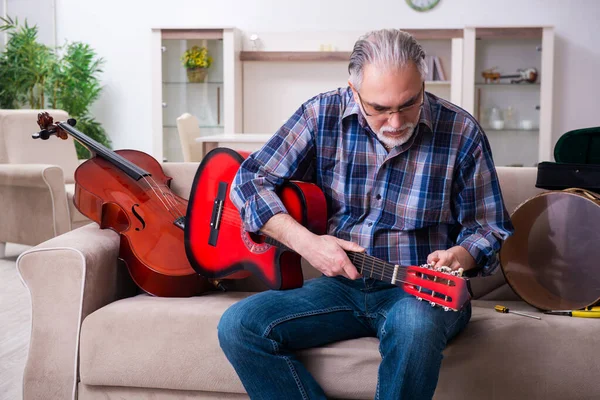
[348,29,427,90]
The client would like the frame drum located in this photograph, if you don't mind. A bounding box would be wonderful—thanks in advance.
[500,189,600,310]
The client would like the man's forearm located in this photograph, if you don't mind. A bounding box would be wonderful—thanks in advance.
[260,213,316,255]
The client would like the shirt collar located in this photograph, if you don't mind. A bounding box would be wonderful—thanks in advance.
[342,85,434,132]
[342,86,366,126]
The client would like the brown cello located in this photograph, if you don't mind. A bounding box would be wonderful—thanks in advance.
[33,112,216,297]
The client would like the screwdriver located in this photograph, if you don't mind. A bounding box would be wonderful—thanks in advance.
[494,305,541,320]
[543,309,600,318]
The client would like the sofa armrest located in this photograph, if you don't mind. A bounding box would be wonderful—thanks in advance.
[17,223,136,400]
[0,164,71,244]
[0,163,63,187]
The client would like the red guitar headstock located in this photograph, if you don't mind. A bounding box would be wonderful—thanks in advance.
[403,264,471,311]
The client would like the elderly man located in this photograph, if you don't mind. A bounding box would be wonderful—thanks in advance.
[218,29,513,399]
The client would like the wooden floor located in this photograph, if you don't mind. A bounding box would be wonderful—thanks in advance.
[0,243,32,400]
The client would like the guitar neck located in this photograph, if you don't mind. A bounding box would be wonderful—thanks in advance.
[58,121,150,181]
[264,237,404,285]
[346,251,405,285]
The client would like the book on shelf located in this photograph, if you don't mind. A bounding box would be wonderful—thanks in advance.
[424,55,446,81]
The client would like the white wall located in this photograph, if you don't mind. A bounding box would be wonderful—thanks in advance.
[44,0,600,156]
[5,0,55,46]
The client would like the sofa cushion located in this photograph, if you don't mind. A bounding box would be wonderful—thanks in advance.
[80,295,600,400]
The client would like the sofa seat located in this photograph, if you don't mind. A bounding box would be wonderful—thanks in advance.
[79,291,383,399]
[80,294,600,400]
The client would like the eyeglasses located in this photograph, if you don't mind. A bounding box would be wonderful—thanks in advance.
[356,83,425,118]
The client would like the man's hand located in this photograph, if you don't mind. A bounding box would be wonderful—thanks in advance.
[297,235,364,280]
[260,213,364,280]
[427,246,476,272]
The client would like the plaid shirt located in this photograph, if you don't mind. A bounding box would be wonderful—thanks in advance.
[230,87,514,276]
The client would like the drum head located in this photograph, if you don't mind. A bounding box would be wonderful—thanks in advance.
[500,191,600,310]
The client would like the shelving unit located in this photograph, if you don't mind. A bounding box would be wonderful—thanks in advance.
[462,26,554,167]
[149,27,554,166]
[150,27,242,162]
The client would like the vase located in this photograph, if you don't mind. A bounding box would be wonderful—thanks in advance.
[187,68,208,83]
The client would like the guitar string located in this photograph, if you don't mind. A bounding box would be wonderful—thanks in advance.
[215,215,456,303]
[219,208,435,283]
[219,209,417,284]
[216,206,456,293]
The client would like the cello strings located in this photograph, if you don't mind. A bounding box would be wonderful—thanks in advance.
[141,176,182,219]
[145,176,186,219]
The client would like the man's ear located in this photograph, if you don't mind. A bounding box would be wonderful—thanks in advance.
[348,81,358,102]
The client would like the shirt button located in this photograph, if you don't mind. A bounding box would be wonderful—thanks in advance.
[376,194,382,200]
[367,222,373,227]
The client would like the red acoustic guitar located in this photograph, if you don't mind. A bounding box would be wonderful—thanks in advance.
[185,148,472,311]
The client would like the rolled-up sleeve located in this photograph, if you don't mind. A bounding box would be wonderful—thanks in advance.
[230,103,317,233]
[453,129,514,276]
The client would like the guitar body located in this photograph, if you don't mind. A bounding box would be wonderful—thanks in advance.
[185,148,328,290]
[74,149,214,297]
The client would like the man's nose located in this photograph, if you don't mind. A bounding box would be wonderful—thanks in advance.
[387,112,405,129]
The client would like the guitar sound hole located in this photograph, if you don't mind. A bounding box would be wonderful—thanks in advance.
[248,232,266,244]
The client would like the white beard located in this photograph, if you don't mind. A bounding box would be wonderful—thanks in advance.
[376,122,416,149]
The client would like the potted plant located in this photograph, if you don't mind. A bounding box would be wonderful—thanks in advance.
[181,46,213,83]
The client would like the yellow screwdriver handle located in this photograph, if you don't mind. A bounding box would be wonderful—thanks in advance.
[572,311,600,318]
[494,305,509,313]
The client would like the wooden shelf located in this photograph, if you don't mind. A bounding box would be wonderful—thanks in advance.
[402,29,463,40]
[426,81,451,86]
[240,51,351,62]
[475,27,543,40]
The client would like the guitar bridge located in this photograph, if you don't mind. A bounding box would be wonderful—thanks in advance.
[208,182,228,246]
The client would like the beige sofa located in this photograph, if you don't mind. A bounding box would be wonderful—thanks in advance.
[16,164,600,400]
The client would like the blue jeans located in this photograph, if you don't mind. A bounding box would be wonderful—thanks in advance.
[218,275,471,400]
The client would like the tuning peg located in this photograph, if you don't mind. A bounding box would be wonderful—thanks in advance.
[444,306,450,312]
[32,130,50,140]
[430,301,436,307]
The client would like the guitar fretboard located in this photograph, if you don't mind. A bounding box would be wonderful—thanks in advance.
[346,251,406,284]
[264,236,406,285]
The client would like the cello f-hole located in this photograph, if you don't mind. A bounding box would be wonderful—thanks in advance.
[132,204,146,231]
